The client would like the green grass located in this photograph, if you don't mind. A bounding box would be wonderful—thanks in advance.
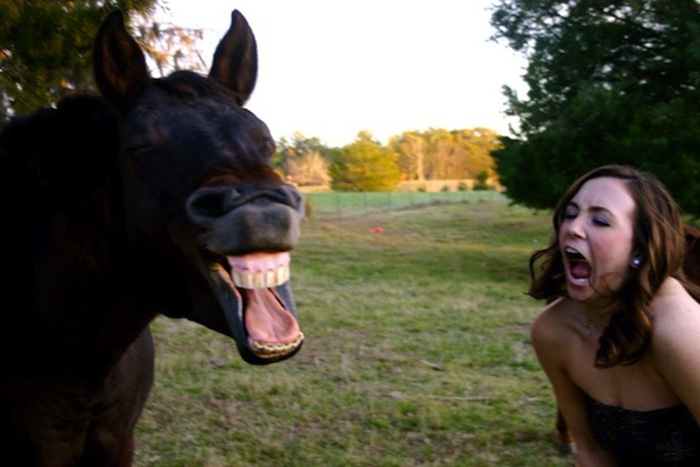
[134,196,575,466]
[304,190,503,219]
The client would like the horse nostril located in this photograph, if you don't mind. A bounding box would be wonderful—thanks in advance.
[187,185,303,229]
[279,185,304,211]
[187,187,240,227]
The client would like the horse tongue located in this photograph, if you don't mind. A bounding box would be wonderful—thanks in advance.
[243,288,299,343]
[571,261,591,279]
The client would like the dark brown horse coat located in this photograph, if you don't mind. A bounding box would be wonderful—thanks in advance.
[0,10,304,466]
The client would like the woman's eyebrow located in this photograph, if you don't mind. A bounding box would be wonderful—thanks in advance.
[588,205,615,217]
[568,200,614,216]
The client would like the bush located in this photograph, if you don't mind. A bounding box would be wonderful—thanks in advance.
[474,170,491,191]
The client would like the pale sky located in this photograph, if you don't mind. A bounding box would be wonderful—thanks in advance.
[155,0,528,147]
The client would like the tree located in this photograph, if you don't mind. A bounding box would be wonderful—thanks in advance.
[134,16,206,77]
[273,132,338,184]
[455,128,501,179]
[0,1,202,126]
[390,127,500,181]
[491,0,700,215]
[426,128,455,179]
[330,131,400,192]
[286,150,331,186]
[392,130,427,182]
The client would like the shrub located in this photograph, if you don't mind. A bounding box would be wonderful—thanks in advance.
[474,170,491,191]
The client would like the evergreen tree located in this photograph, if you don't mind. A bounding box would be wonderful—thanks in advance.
[491,0,700,215]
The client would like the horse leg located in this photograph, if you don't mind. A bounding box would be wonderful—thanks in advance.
[113,435,135,467]
[79,329,154,467]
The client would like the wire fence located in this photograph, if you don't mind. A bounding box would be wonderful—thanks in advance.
[303,190,505,219]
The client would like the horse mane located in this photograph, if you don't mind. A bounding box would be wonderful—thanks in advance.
[0,94,123,280]
[153,70,246,104]
[0,94,120,208]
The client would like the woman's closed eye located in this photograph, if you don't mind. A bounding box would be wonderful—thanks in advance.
[563,205,579,219]
[592,215,611,227]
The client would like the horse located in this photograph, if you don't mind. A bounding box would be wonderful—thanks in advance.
[554,222,700,453]
[0,9,304,466]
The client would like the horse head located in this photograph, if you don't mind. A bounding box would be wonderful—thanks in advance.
[93,10,304,364]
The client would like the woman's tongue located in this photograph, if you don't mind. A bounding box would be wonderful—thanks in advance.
[571,261,591,280]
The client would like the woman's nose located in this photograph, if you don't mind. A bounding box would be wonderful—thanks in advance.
[565,217,586,239]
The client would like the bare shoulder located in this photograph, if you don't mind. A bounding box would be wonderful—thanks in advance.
[650,277,700,344]
[531,297,572,353]
[650,278,700,367]
[650,278,700,417]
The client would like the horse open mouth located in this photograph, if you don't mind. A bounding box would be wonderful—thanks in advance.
[209,251,303,363]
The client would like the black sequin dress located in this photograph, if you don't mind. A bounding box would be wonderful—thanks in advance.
[585,393,700,465]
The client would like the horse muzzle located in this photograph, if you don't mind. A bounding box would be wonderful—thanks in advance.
[186,183,304,364]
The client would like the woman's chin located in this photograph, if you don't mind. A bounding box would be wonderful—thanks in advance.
[566,276,594,302]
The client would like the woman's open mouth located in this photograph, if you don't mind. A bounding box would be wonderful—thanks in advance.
[564,246,591,287]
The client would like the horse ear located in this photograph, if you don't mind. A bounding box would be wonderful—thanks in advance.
[93,10,150,117]
[209,10,258,106]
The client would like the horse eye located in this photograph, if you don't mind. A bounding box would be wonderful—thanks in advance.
[125,144,155,160]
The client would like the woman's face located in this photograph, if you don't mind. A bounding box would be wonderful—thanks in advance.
[558,176,637,304]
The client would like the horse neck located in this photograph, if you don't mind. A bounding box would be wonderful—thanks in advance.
[2,204,157,375]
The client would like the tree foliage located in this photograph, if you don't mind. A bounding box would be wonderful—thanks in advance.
[390,128,500,182]
[330,131,400,192]
[134,16,206,77]
[0,1,203,126]
[0,1,156,122]
[273,132,340,185]
[491,0,700,215]
[272,128,501,190]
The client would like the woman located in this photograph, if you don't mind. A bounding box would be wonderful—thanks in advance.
[529,164,700,465]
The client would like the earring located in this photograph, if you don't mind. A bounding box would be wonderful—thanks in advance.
[631,257,642,268]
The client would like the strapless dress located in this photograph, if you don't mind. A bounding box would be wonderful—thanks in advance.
[585,393,700,465]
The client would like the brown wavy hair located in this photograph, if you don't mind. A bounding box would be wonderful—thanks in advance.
[528,164,699,368]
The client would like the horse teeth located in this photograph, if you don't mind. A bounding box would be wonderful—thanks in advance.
[226,266,290,289]
[250,332,304,357]
[240,270,253,288]
[253,272,265,288]
[232,270,243,288]
[276,265,288,286]
[266,270,276,287]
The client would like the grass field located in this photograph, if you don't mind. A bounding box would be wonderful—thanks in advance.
[134,194,576,466]
[303,190,502,219]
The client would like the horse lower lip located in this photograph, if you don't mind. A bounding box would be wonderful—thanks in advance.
[209,260,301,357]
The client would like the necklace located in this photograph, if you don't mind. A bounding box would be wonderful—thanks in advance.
[573,312,602,337]
[582,320,598,336]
